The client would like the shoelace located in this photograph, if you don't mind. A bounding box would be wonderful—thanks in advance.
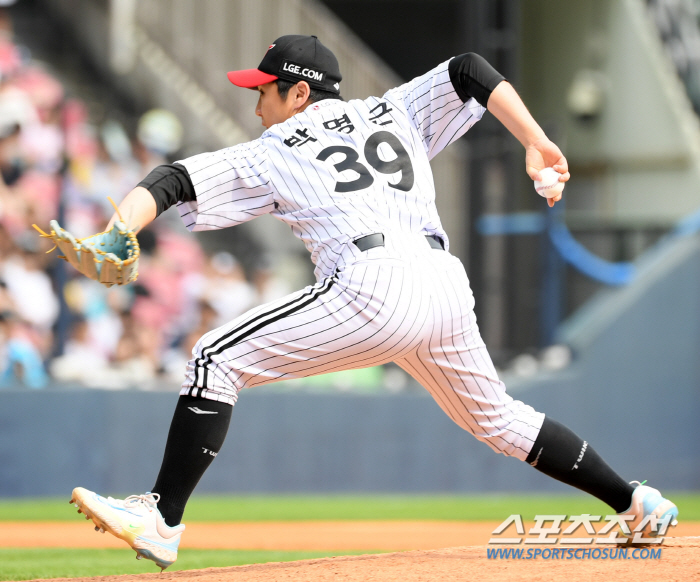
[123,492,161,512]
[629,480,647,488]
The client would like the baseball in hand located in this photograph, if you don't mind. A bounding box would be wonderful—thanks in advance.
[534,167,565,199]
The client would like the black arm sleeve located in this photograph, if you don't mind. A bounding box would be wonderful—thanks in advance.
[448,53,506,107]
[136,163,196,217]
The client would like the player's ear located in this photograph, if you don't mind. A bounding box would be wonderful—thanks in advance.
[292,81,312,110]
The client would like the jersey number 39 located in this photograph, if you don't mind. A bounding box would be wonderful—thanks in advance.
[316,131,414,193]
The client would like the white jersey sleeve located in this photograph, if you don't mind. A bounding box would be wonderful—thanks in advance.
[384,59,485,160]
[174,140,275,232]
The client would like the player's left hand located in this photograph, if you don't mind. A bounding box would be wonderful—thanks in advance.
[33,220,140,287]
[525,137,570,207]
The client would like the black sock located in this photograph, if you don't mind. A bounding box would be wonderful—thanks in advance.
[152,395,232,526]
[526,417,634,513]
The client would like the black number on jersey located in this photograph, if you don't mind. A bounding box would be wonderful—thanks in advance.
[316,131,414,193]
[364,131,414,192]
[315,146,374,193]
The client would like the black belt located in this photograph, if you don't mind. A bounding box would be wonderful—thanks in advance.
[353,233,444,251]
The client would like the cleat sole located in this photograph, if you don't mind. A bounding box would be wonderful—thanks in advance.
[132,544,175,570]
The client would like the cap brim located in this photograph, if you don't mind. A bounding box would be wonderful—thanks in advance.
[227,69,278,88]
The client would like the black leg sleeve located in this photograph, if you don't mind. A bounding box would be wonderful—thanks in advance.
[526,417,634,513]
[151,395,232,526]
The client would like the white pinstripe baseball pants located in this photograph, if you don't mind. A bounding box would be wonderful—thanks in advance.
[181,232,544,461]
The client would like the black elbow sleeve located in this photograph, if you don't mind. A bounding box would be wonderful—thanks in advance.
[448,53,506,107]
[137,163,196,217]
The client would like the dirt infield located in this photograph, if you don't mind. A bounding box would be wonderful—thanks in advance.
[0,521,501,550]
[22,537,700,582]
[3,521,700,551]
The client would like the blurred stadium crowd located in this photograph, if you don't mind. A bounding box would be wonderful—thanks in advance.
[0,8,299,390]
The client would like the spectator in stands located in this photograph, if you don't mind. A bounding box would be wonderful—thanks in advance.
[201,251,256,328]
[112,308,159,383]
[0,13,316,391]
[1,242,59,334]
[49,315,109,384]
[0,309,48,389]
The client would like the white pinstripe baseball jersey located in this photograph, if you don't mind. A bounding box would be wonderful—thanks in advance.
[176,59,485,280]
[177,58,545,461]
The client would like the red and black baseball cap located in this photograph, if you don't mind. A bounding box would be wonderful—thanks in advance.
[227,35,342,94]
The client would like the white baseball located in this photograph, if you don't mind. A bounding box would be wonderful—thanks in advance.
[534,167,565,199]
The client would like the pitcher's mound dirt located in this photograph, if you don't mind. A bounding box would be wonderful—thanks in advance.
[24,537,700,582]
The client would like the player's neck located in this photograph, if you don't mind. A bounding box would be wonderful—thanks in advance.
[291,99,315,118]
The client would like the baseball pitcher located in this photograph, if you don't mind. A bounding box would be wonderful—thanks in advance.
[59,36,677,569]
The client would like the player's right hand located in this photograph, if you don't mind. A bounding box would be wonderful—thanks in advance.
[525,137,570,207]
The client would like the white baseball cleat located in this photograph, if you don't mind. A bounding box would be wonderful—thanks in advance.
[69,487,185,570]
[619,480,678,536]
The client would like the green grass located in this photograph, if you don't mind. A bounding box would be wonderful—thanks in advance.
[1,493,699,522]
[0,548,376,581]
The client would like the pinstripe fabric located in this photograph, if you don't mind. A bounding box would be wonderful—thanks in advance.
[393,247,544,461]
[176,58,544,461]
[180,234,543,460]
[175,59,484,281]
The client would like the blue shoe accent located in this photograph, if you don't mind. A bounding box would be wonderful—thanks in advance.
[641,489,678,520]
[628,483,679,537]
[641,490,665,515]
[135,534,181,553]
[93,493,141,516]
